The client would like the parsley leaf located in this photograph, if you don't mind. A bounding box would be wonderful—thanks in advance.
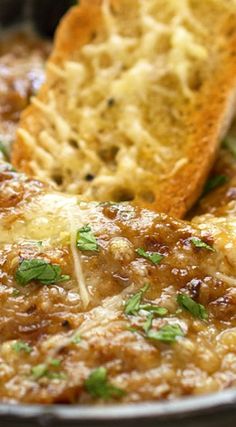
[31,364,48,379]
[49,359,61,367]
[223,136,236,158]
[140,305,168,316]
[124,284,149,315]
[0,140,10,161]
[15,259,70,286]
[12,340,32,354]
[148,324,184,343]
[47,372,67,380]
[177,294,208,320]
[136,248,164,265]
[85,367,125,399]
[72,334,82,344]
[143,313,154,333]
[31,362,66,381]
[76,225,99,252]
[190,237,215,252]
[203,175,228,196]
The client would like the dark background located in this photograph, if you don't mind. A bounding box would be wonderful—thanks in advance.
[0,0,74,38]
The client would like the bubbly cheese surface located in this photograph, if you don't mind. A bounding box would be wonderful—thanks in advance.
[17,0,227,204]
[1,170,236,403]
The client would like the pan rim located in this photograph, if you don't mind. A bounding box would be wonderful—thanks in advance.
[0,387,236,422]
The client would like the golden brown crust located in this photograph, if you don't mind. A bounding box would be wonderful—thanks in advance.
[155,59,236,216]
[12,1,236,217]
[12,2,103,176]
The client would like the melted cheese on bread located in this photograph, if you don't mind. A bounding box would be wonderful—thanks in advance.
[13,0,236,217]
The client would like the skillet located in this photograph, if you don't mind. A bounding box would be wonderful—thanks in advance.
[0,1,236,425]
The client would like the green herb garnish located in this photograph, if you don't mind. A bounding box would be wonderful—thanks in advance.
[140,305,168,316]
[12,340,32,354]
[31,364,48,379]
[76,225,99,252]
[12,289,21,297]
[31,362,66,381]
[203,175,228,196]
[136,248,164,265]
[124,284,149,315]
[72,334,82,344]
[143,313,154,333]
[49,359,61,367]
[15,259,70,286]
[85,367,125,399]
[0,141,10,160]
[47,372,67,380]
[126,326,139,333]
[190,237,215,252]
[177,294,208,320]
[148,324,184,343]
[223,136,236,158]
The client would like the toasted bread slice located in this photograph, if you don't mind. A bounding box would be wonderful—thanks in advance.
[12,0,236,217]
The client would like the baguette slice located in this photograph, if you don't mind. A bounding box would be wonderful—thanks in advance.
[12,0,236,217]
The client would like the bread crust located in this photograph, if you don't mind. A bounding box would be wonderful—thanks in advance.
[12,0,236,217]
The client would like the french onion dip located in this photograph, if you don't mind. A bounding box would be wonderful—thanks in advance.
[0,164,236,403]
[0,28,50,157]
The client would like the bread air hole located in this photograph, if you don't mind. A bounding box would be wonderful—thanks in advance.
[98,145,119,163]
[112,188,135,202]
[68,139,78,149]
[51,173,63,186]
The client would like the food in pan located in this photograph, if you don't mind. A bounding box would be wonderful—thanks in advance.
[13,0,236,217]
[0,28,50,157]
[0,164,236,403]
[0,0,236,405]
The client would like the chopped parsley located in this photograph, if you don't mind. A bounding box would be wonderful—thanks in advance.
[223,136,236,158]
[12,289,21,297]
[47,372,67,380]
[72,334,82,344]
[124,284,149,315]
[177,294,208,320]
[76,225,99,252]
[203,175,228,196]
[143,313,154,333]
[140,305,168,316]
[15,259,70,286]
[136,248,164,265]
[31,362,66,381]
[148,324,184,343]
[12,340,32,354]
[49,359,61,367]
[0,142,9,161]
[31,364,48,379]
[190,237,215,252]
[85,367,125,399]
